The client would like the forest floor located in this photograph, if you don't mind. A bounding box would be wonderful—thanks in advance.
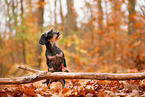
[0,79,145,97]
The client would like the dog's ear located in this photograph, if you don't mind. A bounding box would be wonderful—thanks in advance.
[39,32,48,45]
[49,27,53,32]
[39,28,54,45]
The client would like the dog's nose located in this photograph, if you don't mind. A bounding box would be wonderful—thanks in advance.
[56,31,60,36]
[53,31,59,34]
[57,31,59,34]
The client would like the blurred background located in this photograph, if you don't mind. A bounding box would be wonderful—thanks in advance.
[0,0,145,77]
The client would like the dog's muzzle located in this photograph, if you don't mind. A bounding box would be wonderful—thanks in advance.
[54,31,60,38]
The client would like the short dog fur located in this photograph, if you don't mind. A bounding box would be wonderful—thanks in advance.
[39,28,69,88]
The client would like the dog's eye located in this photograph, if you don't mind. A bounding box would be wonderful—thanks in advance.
[47,33,53,40]
[48,32,51,34]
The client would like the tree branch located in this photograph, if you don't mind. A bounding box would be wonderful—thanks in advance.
[18,65,42,73]
[0,66,145,85]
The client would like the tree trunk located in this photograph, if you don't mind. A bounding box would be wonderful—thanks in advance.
[59,0,64,25]
[97,0,104,56]
[98,0,103,33]
[54,0,57,25]
[20,0,26,64]
[85,1,94,55]
[128,0,136,35]
[35,0,44,69]
[64,0,77,52]
[0,63,4,78]
[12,0,17,26]
[65,0,77,35]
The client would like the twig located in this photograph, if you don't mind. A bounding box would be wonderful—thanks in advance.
[18,65,42,73]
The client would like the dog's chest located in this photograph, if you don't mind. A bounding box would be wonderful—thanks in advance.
[45,43,61,56]
[51,57,64,71]
[45,43,63,71]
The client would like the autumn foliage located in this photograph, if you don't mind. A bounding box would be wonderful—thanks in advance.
[0,0,145,96]
[0,0,145,77]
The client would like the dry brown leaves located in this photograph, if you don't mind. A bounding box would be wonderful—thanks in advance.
[0,79,145,97]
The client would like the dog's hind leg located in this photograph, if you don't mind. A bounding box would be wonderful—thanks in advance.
[48,79,54,89]
[42,79,49,84]
[46,79,50,85]
[59,79,65,88]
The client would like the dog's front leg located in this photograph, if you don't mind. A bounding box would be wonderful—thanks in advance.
[47,79,55,89]
[63,67,69,72]
[62,63,69,72]
[47,55,56,72]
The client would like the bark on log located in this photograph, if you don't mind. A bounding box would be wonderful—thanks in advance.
[0,66,145,85]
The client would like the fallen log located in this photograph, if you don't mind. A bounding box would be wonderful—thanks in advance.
[0,65,145,85]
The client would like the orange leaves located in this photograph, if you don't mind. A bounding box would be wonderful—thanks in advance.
[134,23,142,28]
[134,40,141,47]
[129,14,136,19]
[109,0,113,2]
[41,84,50,92]
[4,84,37,96]
[70,80,144,96]
[133,0,136,3]
[1,80,145,96]
[71,79,81,86]
[62,88,70,94]
[36,1,47,8]
[23,87,36,96]
[40,1,47,7]
[56,26,64,31]
[88,47,100,57]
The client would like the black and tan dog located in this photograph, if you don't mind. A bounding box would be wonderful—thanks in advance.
[39,28,69,88]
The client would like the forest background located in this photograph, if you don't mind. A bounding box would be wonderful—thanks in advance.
[0,0,145,78]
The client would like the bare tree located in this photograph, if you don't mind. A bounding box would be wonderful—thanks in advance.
[59,0,64,25]
[128,0,136,35]
[65,0,77,35]
[20,0,26,64]
[54,0,57,25]
[35,0,44,69]
[98,0,103,32]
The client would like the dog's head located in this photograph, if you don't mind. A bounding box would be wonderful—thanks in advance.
[39,28,60,45]
[46,29,60,41]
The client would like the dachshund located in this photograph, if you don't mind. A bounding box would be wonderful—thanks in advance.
[39,28,69,88]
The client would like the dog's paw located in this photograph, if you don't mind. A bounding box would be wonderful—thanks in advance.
[63,67,69,72]
[64,70,69,72]
[49,68,54,72]
[42,81,46,84]
[49,70,54,72]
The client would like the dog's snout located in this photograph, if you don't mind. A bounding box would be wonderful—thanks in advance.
[53,31,59,34]
[57,31,60,36]
[57,31,59,34]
